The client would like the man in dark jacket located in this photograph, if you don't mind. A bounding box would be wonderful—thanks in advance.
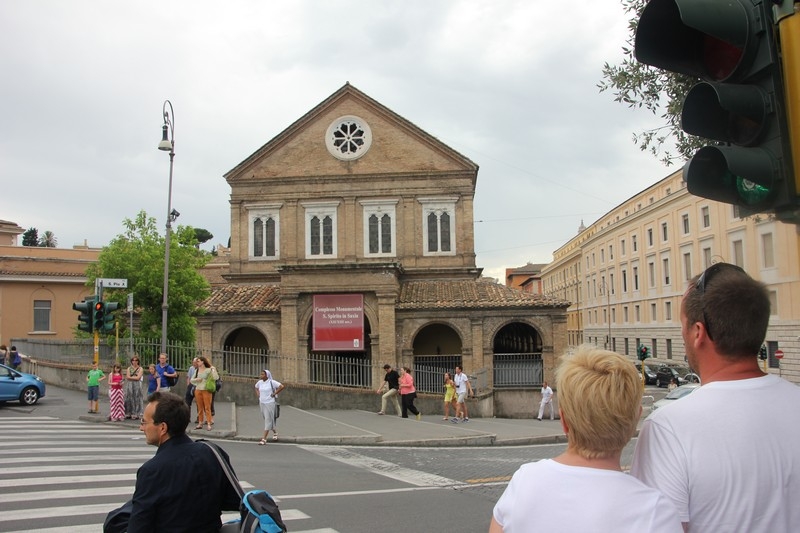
[124,392,240,532]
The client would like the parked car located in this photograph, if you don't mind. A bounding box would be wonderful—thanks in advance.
[0,363,46,405]
[634,362,657,385]
[655,365,688,388]
[652,383,700,411]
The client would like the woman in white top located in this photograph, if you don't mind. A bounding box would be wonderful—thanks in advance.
[255,369,284,445]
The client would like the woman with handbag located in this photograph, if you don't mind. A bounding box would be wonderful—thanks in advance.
[255,369,284,445]
[190,357,216,431]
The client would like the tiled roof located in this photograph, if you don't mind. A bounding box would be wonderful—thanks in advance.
[200,278,567,315]
[0,270,86,278]
[201,285,281,314]
[398,279,566,309]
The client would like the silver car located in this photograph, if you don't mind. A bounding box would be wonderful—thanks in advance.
[651,383,700,411]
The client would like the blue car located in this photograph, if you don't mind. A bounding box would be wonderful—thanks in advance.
[0,363,46,405]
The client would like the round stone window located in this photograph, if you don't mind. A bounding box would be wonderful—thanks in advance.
[325,115,372,161]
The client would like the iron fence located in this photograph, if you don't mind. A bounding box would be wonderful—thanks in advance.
[308,353,372,388]
[492,352,543,388]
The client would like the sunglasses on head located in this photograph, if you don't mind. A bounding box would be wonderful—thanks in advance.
[695,262,746,340]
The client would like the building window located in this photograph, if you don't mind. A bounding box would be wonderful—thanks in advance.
[325,115,373,161]
[624,306,629,322]
[769,290,777,315]
[733,240,744,267]
[361,200,398,257]
[303,201,339,258]
[632,235,638,252]
[633,266,639,290]
[647,228,654,247]
[622,269,628,292]
[33,300,51,332]
[703,247,712,269]
[648,261,655,288]
[683,252,692,281]
[665,301,672,321]
[621,239,626,256]
[609,245,614,260]
[666,338,673,359]
[682,213,690,234]
[601,249,605,263]
[761,233,775,269]
[610,273,615,295]
[248,205,281,259]
[701,206,710,228]
[663,257,670,285]
[420,197,457,256]
[661,222,668,242]
[651,339,658,358]
[635,305,641,322]
[651,302,657,321]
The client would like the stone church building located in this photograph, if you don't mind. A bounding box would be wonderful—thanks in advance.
[197,83,568,415]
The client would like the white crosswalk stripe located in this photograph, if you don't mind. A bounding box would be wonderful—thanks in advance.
[0,417,336,532]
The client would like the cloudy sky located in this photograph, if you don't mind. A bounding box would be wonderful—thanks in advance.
[1,1,671,281]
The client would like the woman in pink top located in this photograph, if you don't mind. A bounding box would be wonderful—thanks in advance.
[108,364,125,421]
[398,366,421,420]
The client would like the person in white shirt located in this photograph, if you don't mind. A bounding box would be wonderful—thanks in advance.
[255,369,284,444]
[536,381,554,420]
[631,263,800,531]
[490,345,682,533]
[452,365,473,422]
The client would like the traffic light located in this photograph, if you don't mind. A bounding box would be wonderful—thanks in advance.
[638,345,650,361]
[635,0,797,219]
[73,297,95,333]
[759,344,768,359]
[93,301,105,332]
[102,301,120,333]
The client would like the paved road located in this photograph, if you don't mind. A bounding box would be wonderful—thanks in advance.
[0,415,337,533]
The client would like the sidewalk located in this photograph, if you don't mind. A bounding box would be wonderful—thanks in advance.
[42,385,570,447]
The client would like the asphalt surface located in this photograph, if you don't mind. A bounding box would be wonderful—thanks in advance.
[13,384,582,447]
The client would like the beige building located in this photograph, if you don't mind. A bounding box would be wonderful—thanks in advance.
[0,240,99,346]
[197,83,569,414]
[541,170,800,383]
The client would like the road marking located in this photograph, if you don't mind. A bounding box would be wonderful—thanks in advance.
[301,445,459,487]
[465,475,512,483]
[0,473,137,488]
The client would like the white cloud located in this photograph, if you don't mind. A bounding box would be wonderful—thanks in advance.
[0,0,670,275]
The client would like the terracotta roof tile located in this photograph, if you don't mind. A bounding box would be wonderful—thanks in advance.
[201,285,281,314]
[397,279,567,309]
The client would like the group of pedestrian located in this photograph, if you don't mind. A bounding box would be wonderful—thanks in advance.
[1,344,22,369]
[490,263,800,532]
[375,363,474,422]
[86,352,179,422]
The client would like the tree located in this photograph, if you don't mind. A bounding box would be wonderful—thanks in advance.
[598,0,704,165]
[85,210,212,344]
[22,228,39,247]
[194,228,213,245]
[38,230,57,248]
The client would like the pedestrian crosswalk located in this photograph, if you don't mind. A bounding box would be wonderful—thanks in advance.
[0,417,337,532]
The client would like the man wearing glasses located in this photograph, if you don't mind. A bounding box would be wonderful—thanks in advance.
[111,392,240,532]
[631,263,800,531]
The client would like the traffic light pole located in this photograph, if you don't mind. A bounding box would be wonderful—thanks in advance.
[93,330,99,365]
[777,5,800,208]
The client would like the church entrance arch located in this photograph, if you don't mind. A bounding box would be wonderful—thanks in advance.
[217,326,274,378]
[412,323,463,393]
[492,322,543,388]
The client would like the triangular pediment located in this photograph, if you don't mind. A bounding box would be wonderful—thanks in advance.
[225,83,478,183]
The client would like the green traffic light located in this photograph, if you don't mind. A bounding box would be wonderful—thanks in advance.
[736,177,772,205]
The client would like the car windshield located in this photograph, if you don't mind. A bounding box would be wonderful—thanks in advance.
[665,385,697,400]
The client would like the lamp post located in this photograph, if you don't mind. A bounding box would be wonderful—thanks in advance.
[158,100,178,354]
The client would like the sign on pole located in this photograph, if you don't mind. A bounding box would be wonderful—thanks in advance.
[775,349,784,359]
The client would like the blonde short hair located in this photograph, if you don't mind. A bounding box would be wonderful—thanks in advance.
[555,344,642,459]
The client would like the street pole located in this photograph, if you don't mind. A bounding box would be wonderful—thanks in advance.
[158,100,176,355]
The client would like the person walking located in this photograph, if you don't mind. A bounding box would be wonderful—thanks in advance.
[124,356,144,420]
[190,357,215,431]
[537,380,554,421]
[490,346,682,533]
[86,361,106,414]
[376,364,401,416]
[108,364,125,421]
[631,263,800,530]
[452,365,473,422]
[443,372,457,420]
[398,366,421,420]
[255,369,284,444]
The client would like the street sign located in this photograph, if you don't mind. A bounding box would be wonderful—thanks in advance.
[775,349,784,359]
[98,278,128,288]
[127,293,134,312]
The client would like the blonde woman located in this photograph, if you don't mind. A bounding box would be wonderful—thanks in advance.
[443,372,457,420]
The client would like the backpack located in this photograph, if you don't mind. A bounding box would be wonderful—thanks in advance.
[201,441,287,533]
[166,368,178,387]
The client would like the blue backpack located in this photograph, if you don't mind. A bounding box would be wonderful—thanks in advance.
[202,441,287,533]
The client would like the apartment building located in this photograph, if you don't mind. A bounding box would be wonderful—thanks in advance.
[541,170,800,384]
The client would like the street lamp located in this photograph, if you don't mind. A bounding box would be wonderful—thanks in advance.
[158,100,179,354]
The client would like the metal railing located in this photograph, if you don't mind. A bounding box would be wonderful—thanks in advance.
[14,338,495,393]
[492,353,543,388]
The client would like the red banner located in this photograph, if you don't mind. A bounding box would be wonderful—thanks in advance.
[312,294,365,351]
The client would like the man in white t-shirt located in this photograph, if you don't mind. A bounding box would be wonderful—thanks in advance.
[452,365,473,422]
[490,345,682,533]
[536,381,554,420]
[631,263,800,531]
